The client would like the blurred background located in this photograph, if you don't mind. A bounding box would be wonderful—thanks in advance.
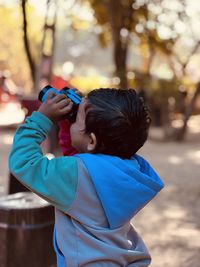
[0,0,200,267]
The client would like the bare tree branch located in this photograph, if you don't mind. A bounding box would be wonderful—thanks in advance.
[21,0,35,83]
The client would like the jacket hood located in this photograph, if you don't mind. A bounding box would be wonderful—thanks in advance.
[76,153,164,229]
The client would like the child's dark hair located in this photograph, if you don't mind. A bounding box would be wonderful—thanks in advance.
[85,88,151,159]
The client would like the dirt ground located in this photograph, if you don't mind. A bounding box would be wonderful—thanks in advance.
[134,140,200,267]
[134,117,200,267]
[0,116,200,267]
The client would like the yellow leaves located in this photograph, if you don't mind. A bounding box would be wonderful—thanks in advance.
[87,0,108,25]
[0,3,43,91]
[98,31,112,47]
[70,75,109,93]
[71,18,91,30]
[140,43,150,58]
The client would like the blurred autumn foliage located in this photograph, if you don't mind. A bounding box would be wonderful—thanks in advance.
[1,0,200,139]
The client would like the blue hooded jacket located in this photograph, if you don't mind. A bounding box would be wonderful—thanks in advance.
[77,153,164,229]
[9,112,164,267]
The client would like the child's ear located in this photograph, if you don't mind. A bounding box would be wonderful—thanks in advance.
[87,132,97,152]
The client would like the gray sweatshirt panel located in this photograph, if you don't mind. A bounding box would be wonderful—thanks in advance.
[55,158,151,266]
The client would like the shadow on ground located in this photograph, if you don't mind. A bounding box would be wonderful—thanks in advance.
[134,130,200,267]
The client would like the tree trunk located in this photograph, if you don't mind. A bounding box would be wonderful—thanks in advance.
[21,0,36,84]
[107,0,128,89]
[114,37,128,88]
[34,0,57,91]
[176,83,200,140]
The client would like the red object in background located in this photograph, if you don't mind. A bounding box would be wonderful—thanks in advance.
[21,75,71,118]
[51,75,71,90]
[20,97,40,118]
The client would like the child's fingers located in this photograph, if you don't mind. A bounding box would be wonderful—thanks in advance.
[59,101,73,114]
[57,98,71,109]
[77,98,88,120]
[53,93,68,103]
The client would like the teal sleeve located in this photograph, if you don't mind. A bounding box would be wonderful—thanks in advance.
[8,111,78,212]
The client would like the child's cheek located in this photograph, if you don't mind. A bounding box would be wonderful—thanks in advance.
[70,123,77,139]
[69,124,74,137]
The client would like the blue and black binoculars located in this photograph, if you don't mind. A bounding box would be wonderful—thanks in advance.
[38,85,82,122]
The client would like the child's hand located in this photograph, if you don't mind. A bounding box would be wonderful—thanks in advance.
[38,92,73,123]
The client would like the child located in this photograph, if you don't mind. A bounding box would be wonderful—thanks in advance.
[9,88,164,267]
